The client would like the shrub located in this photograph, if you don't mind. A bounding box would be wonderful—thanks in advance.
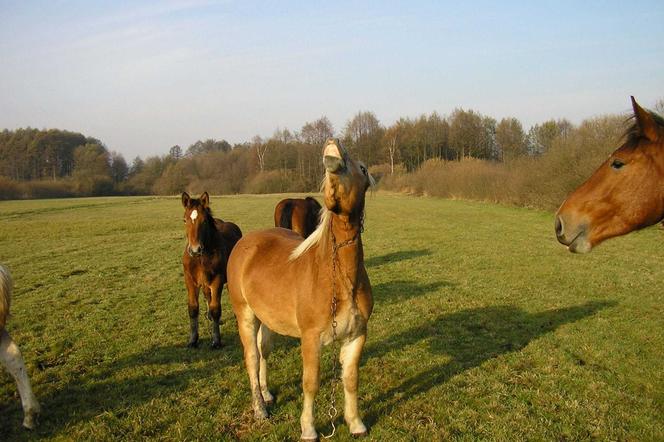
[378,115,625,210]
[0,177,23,200]
[24,180,75,199]
[243,170,306,194]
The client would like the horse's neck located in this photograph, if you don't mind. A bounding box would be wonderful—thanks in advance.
[327,212,363,301]
[653,144,664,219]
[201,215,219,249]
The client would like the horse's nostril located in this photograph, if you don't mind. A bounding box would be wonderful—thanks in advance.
[555,216,564,237]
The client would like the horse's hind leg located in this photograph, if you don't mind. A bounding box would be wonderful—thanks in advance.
[340,334,367,436]
[208,282,222,349]
[257,323,274,405]
[0,330,40,430]
[236,305,268,420]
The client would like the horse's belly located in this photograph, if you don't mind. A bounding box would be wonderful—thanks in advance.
[242,279,302,338]
[251,303,301,338]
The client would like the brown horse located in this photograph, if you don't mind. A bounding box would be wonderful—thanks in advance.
[227,139,374,439]
[0,264,39,429]
[556,97,664,253]
[274,196,322,238]
[181,192,242,348]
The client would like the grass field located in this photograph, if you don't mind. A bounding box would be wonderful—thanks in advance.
[0,193,662,441]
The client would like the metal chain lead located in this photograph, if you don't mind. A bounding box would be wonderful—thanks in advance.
[323,221,340,439]
[322,215,363,439]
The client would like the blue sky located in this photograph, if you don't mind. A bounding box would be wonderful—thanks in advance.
[1,0,663,158]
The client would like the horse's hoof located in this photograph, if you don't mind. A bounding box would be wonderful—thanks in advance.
[22,412,38,430]
[351,431,368,438]
[254,408,268,421]
[186,341,199,348]
[300,436,319,441]
[210,341,222,349]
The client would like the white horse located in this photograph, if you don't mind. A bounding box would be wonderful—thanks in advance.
[0,264,40,429]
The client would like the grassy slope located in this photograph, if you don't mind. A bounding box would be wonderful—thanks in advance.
[0,194,661,441]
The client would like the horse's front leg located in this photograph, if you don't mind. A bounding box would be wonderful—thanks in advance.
[184,272,200,348]
[0,330,40,429]
[340,333,367,436]
[208,279,223,349]
[300,332,322,440]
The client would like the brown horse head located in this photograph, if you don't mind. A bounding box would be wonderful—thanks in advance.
[555,97,664,253]
[290,138,373,259]
[181,191,213,256]
[322,138,373,220]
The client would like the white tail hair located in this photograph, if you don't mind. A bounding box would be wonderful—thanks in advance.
[0,264,12,330]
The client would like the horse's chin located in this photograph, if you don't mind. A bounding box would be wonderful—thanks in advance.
[567,236,592,254]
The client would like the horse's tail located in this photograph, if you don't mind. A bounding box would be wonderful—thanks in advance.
[304,197,322,238]
[0,264,12,330]
[279,200,294,230]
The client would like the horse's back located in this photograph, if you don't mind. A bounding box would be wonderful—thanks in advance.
[227,228,304,336]
[228,228,302,273]
[275,197,321,238]
[214,218,242,251]
[274,199,294,229]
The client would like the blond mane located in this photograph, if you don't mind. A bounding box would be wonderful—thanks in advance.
[289,207,331,261]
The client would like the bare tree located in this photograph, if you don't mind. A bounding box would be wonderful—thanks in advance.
[496,118,527,162]
[253,136,269,172]
[301,117,334,146]
[343,111,384,165]
[655,98,664,115]
[383,122,404,174]
[169,145,182,160]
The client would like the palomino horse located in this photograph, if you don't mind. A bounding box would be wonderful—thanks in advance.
[181,192,242,348]
[0,264,39,429]
[227,139,374,439]
[556,97,664,253]
[274,196,322,238]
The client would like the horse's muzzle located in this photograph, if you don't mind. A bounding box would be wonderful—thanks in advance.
[188,245,204,257]
[555,214,591,253]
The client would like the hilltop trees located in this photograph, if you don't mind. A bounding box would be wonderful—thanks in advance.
[496,118,527,161]
[6,104,629,200]
[301,117,334,146]
[528,119,572,155]
[343,111,384,166]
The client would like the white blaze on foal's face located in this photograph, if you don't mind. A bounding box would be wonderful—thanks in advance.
[190,209,198,221]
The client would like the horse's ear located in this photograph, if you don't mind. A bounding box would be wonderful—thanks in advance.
[631,96,659,141]
[200,192,209,208]
[181,192,190,208]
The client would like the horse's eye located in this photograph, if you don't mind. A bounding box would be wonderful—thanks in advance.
[360,165,367,175]
[611,159,625,170]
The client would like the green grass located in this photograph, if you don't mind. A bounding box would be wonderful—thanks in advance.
[0,193,662,441]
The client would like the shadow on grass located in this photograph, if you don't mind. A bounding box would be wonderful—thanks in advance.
[362,300,617,427]
[0,331,245,440]
[372,280,456,306]
[365,249,431,268]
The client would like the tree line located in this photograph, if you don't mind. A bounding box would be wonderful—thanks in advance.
[1,100,662,200]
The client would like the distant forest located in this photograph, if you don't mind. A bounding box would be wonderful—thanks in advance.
[1,100,662,208]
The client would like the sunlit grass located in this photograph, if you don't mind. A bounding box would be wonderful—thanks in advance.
[0,193,662,441]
